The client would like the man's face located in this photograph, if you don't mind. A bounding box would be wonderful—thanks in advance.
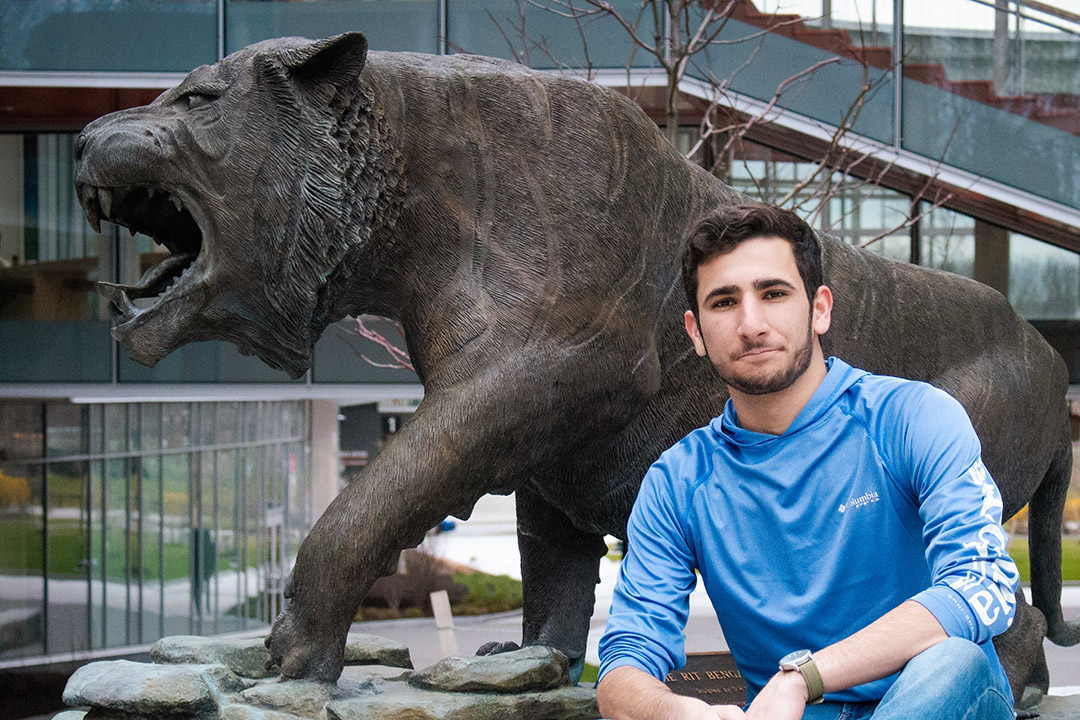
[683,236,832,396]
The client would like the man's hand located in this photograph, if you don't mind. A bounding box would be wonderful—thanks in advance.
[673,696,747,720]
[744,670,809,720]
[597,665,747,720]
[659,696,746,720]
[689,704,747,719]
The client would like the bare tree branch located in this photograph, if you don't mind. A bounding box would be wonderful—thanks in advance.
[336,317,415,372]
[507,0,960,276]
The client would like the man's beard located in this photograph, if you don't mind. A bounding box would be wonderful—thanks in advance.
[707,320,814,396]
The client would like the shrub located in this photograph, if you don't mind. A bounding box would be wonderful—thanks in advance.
[0,470,31,508]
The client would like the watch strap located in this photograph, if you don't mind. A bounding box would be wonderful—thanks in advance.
[779,650,825,705]
[797,656,825,705]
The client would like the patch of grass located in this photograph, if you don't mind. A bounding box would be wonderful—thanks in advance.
[580,663,599,685]
[357,606,427,621]
[1007,536,1080,583]
[0,517,239,581]
[451,571,523,615]
[224,594,261,619]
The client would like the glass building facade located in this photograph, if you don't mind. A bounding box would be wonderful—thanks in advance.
[0,399,309,660]
[721,139,1080,319]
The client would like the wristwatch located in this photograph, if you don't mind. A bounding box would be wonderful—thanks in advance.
[778,649,825,705]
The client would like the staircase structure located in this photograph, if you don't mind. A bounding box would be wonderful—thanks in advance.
[727,0,1080,136]
[582,0,1080,251]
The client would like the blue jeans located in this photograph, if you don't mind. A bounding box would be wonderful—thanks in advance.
[801,637,1014,720]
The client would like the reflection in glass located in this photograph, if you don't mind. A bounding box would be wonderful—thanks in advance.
[0,401,45,460]
[0,398,310,662]
[89,457,104,649]
[919,205,975,276]
[140,452,163,644]
[0,460,44,659]
[725,140,911,262]
[46,460,89,655]
[1010,233,1080,319]
[47,402,86,458]
[902,0,1080,208]
[226,0,439,55]
[0,0,216,72]
[751,0,898,57]
[161,451,191,638]
[104,457,131,648]
[0,134,111,382]
[448,0,648,69]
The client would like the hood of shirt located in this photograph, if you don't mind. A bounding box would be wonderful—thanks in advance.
[711,356,867,448]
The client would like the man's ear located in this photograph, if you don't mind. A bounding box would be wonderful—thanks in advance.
[684,310,708,357]
[812,285,833,336]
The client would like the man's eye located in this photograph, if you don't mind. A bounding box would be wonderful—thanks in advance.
[185,93,217,110]
[764,290,786,300]
[712,298,734,309]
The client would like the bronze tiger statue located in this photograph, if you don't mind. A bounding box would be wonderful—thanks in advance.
[73,33,1077,702]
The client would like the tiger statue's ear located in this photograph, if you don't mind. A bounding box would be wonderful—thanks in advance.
[257,33,369,102]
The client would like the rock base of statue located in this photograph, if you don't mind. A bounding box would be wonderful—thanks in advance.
[1030,694,1080,720]
[54,634,599,720]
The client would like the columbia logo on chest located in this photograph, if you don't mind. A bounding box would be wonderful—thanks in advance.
[837,490,880,514]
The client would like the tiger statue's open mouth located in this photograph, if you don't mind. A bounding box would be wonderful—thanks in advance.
[79,182,206,326]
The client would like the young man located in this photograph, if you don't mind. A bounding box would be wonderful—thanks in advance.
[596,204,1019,720]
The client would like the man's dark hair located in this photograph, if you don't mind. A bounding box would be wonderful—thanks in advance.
[681,203,823,314]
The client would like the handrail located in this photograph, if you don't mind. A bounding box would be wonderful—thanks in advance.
[1016,0,1080,29]
[965,0,1080,38]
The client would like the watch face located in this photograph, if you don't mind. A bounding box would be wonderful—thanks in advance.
[779,649,812,667]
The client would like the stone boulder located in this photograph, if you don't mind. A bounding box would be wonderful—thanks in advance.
[55,635,597,720]
[232,666,409,717]
[344,633,413,669]
[408,646,568,693]
[152,635,274,679]
[328,685,599,720]
[63,660,244,718]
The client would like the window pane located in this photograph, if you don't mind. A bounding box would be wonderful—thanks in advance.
[2,399,310,663]
[103,457,131,648]
[116,341,302,384]
[214,447,243,632]
[227,0,439,55]
[0,460,45,659]
[46,460,89,655]
[313,317,420,384]
[0,0,216,72]
[140,453,164,644]
[0,134,111,383]
[0,400,44,461]
[902,0,1080,208]
[46,402,86,458]
[1009,233,1080,319]
[89,458,104,649]
[724,140,912,262]
[918,205,975,277]
[448,0,648,69]
[686,2,894,144]
[161,452,192,637]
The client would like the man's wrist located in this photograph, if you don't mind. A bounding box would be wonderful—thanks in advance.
[774,667,811,703]
[778,649,824,704]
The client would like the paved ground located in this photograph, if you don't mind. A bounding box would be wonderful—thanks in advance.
[388,494,1080,696]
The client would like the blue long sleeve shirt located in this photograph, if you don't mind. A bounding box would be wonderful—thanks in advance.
[598,357,1018,704]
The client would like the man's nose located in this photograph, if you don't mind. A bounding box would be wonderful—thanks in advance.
[737,300,769,337]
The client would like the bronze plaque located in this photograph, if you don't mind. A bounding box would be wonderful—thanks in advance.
[664,651,747,706]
